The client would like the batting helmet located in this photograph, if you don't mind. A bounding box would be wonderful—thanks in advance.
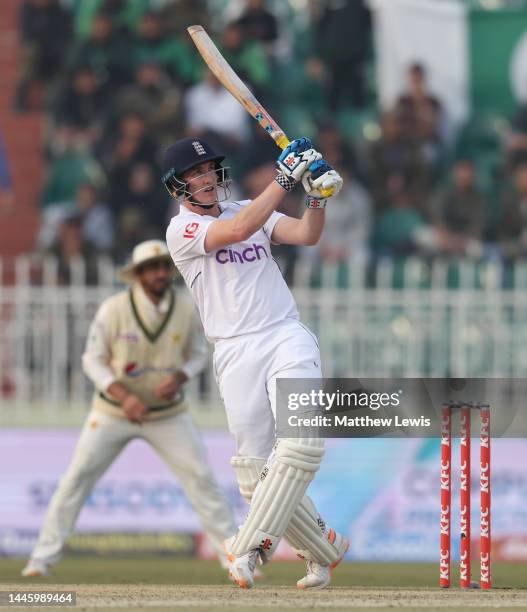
[161,138,229,201]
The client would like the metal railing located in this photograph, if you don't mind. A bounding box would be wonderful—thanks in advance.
[4,253,527,290]
[2,255,527,424]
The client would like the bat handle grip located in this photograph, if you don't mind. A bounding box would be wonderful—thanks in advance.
[275,134,290,149]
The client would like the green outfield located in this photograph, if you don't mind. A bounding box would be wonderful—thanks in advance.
[0,557,525,587]
[1,558,526,610]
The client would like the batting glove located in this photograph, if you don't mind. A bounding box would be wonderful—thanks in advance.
[276,138,322,190]
[302,159,344,199]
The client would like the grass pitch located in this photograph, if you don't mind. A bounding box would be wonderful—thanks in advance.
[1,558,526,610]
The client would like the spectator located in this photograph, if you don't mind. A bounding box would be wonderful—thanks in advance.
[68,11,133,94]
[158,0,210,39]
[113,206,152,266]
[395,62,444,146]
[42,124,105,206]
[52,64,107,142]
[112,62,183,149]
[427,159,486,257]
[98,111,157,170]
[310,167,372,265]
[275,121,372,266]
[75,183,115,252]
[235,0,279,45]
[312,0,371,110]
[106,158,169,263]
[132,11,195,85]
[116,162,169,236]
[15,0,73,111]
[39,125,106,248]
[395,64,447,189]
[367,111,428,211]
[98,112,158,215]
[276,1,326,115]
[236,121,281,177]
[74,0,148,39]
[316,121,361,181]
[373,173,430,256]
[46,214,99,285]
[184,70,250,155]
[220,21,272,95]
[497,162,527,260]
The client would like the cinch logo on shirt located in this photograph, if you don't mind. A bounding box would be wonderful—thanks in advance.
[215,244,269,264]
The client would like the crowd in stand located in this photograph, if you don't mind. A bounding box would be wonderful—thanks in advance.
[14,0,527,285]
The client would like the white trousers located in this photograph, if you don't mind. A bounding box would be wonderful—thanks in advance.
[213,319,322,458]
[30,410,237,565]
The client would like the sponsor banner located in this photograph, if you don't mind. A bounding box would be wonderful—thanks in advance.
[315,438,527,562]
[0,429,245,534]
[494,536,527,562]
[66,532,195,556]
[1,430,527,560]
[0,530,40,558]
[0,530,195,558]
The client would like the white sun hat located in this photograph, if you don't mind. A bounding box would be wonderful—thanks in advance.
[119,240,175,283]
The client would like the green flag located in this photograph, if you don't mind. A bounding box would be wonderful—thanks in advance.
[371,0,527,125]
[470,9,527,116]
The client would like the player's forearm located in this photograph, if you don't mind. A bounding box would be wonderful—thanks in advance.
[232,180,286,240]
[81,309,117,391]
[107,381,133,403]
[81,350,116,393]
[298,208,326,246]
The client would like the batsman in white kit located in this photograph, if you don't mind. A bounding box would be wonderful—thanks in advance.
[22,240,237,577]
[164,136,349,589]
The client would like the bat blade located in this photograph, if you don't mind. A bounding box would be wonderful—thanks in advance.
[187,25,290,150]
[187,25,335,198]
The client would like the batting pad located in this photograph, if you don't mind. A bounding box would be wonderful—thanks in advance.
[230,455,341,565]
[230,456,265,503]
[284,496,341,565]
[230,438,324,559]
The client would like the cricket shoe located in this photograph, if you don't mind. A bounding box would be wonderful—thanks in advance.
[21,559,48,577]
[224,536,260,589]
[226,565,264,582]
[220,549,264,581]
[296,529,349,590]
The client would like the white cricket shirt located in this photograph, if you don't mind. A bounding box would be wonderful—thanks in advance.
[166,200,299,342]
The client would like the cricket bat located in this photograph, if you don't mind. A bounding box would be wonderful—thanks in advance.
[187,25,335,197]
